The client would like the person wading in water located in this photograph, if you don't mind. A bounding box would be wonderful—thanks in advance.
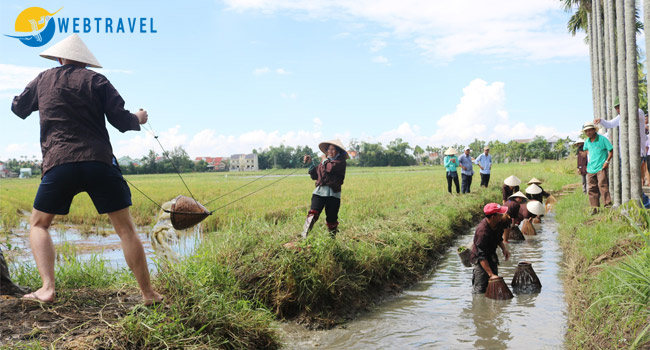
[470,203,511,294]
[301,139,348,238]
[11,34,163,305]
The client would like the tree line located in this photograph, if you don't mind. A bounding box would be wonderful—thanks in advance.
[3,136,574,176]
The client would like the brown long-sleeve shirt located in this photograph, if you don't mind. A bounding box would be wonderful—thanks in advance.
[470,218,506,265]
[11,64,140,175]
[308,158,346,193]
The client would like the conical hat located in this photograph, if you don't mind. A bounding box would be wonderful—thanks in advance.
[528,177,542,184]
[527,200,545,216]
[40,34,102,68]
[526,184,543,195]
[508,191,528,200]
[318,139,350,159]
[443,147,458,156]
[504,175,521,186]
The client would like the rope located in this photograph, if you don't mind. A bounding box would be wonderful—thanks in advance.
[129,119,313,216]
[202,167,281,206]
[142,122,198,201]
[209,165,307,212]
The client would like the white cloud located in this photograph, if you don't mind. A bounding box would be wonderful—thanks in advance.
[224,0,587,62]
[0,64,46,91]
[1,142,41,160]
[112,126,325,159]
[430,78,570,144]
[275,68,290,74]
[281,92,297,98]
[369,38,387,52]
[372,55,389,64]
[253,67,270,75]
[313,117,322,131]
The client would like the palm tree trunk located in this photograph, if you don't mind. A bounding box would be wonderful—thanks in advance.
[617,0,630,203]
[602,0,614,184]
[607,0,621,206]
[625,0,642,201]
[588,11,599,121]
[595,0,607,123]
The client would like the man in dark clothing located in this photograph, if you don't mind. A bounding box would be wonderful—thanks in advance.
[502,191,527,242]
[11,34,162,305]
[470,203,511,294]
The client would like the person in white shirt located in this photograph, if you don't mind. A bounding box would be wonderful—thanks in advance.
[594,97,648,185]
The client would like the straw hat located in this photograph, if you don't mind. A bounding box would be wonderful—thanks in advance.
[504,175,521,187]
[526,184,543,195]
[582,122,597,132]
[318,139,350,159]
[40,34,102,68]
[527,200,545,216]
[528,177,542,185]
[509,191,528,200]
[444,147,458,156]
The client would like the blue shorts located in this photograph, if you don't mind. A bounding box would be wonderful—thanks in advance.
[33,161,132,215]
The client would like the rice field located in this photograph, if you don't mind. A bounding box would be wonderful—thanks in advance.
[0,160,579,349]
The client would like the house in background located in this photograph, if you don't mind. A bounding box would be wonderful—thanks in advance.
[195,156,229,171]
[229,153,259,171]
[0,162,9,178]
[19,168,32,178]
[347,150,359,159]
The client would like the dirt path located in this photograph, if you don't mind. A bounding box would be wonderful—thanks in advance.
[1,288,146,349]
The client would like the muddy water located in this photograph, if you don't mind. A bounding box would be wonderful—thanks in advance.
[282,213,567,349]
[6,220,203,269]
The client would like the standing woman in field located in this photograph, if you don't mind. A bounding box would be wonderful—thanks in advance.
[301,139,348,238]
[443,147,460,194]
[10,34,162,305]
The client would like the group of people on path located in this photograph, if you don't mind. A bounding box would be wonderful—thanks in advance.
[444,146,493,194]
[470,175,549,294]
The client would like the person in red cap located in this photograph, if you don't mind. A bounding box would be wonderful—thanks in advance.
[470,203,511,294]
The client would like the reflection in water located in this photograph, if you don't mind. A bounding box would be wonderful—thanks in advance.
[282,214,567,349]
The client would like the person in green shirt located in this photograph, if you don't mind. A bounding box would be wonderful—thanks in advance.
[444,147,460,194]
[582,122,613,210]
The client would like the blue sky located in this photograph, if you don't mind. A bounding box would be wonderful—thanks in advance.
[1,0,593,160]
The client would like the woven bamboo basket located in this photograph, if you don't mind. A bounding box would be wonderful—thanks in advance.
[511,261,542,294]
[485,276,514,300]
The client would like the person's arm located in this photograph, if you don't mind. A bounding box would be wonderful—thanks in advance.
[11,75,40,119]
[603,150,613,170]
[597,115,620,129]
[444,156,450,168]
[479,260,498,279]
[498,241,510,261]
[98,75,141,132]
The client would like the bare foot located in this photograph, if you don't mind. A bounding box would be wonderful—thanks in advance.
[22,288,55,303]
[143,291,164,306]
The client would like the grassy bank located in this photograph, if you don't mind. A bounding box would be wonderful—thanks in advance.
[2,162,577,348]
[555,191,650,349]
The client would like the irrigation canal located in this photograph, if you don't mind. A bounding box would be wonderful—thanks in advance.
[282,213,567,349]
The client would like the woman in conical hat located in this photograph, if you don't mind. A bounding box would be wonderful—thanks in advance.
[443,148,460,194]
[301,139,348,238]
[11,34,162,305]
[502,175,521,204]
[525,183,551,203]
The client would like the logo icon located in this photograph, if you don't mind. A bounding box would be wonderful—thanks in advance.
[5,7,62,47]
